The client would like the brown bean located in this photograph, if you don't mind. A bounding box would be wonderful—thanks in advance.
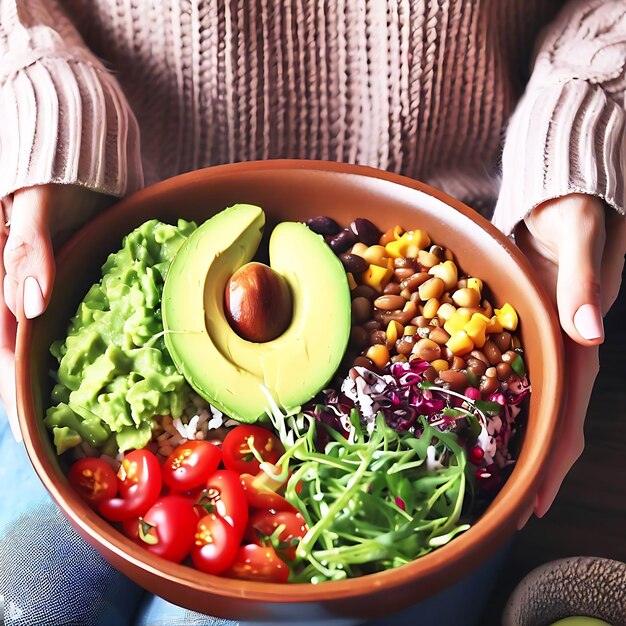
[429,245,446,261]
[374,294,406,311]
[393,257,418,269]
[369,330,387,345]
[479,374,500,396]
[466,357,487,376]
[383,282,402,295]
[363,319,382,332]
[414,338,442,362]
[399,287,412,300]
[439,369,468,392]
[350,326,368,349]
[492,332,512,353]
[340,253,368,274]
[452,356,466,370]
[351,297,373,324]
[501,350,518,364]
[400,272,431,292]
[429,326,451,345]
[352,285,377,300]
[483,340,502,365]
[409,291,421,303]
[470,349,490,365]
[398,302,419,324]
[396,336,416,355]
[353,356,375,369]
[306,215,340,236]
[496,362,512,381]
[423,366,438,382]
[393,268,415,281]
[391,354,408,364]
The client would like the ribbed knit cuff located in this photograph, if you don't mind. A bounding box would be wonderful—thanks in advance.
[0,57,143,199]
[494,79,625,236]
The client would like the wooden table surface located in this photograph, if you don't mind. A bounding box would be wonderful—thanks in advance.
[480,269,626,624]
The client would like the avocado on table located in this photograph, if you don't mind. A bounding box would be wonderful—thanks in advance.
[162,204,351,423]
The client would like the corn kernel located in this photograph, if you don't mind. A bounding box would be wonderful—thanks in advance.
[423,297,440,319]
[494,303,519,331]
[428,260,458,290]
[443,309,472,335]
[386,320,403,344]
[467,277,483,294]
[452,287,480,308]
[446,330,474,356]
[362,263,394,292]
[363,245,388,267]
[366,344,390,369]
[405,244,420,258]
[464,313,490,348]
[351,242,369,257]
[403,325,418,336]
[436,302,457,321]
[385,238,407,259]
[431,359,450,372]
[418,249,439,269]
[406,229,431,250]
[486,315,504,334]
[347,272,357,290]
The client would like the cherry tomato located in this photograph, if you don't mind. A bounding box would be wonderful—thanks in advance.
[246,510,307,561]
[100,449,162,522]
[67,458,117,509]
[191,514,240,575]
[162,440,221,492]
[240,473,298,513]
[195,470,248,536]
[222,425,284,475]
[122,495,197,563]
[224,544,290,583]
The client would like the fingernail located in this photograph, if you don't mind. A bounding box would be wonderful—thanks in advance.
[573,303,604,341]
[23,276,45,319]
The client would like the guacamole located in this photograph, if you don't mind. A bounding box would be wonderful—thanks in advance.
[45,219,197,455]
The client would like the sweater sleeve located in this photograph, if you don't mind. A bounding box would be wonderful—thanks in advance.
[0,0,143,199]
[493,0,626,236]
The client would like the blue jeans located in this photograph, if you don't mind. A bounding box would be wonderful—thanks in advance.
[0,404,504,626]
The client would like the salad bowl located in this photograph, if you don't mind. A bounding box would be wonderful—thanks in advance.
[15,160,563,622]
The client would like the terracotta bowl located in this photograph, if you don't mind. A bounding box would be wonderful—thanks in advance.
[15,160,563,623]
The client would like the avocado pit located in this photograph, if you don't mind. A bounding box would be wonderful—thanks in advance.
[224,262,293,343]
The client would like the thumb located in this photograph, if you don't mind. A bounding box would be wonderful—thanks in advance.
[554,198,606,346]
[3,187,55,321]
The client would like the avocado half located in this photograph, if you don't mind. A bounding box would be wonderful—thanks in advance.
[162,204,351,423]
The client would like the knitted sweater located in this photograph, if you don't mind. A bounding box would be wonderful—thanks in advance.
[1,0,625,234]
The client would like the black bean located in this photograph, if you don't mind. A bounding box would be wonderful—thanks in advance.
[329,228,357,254]
[350,218,382,246]
[351,297,372,324]
[306,215,341,236]
[352,285,377,300]
[339,253,368,273]
[350,326,369,349]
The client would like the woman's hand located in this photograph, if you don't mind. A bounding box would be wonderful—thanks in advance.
[1,184,111,441]
[516,193,626,521]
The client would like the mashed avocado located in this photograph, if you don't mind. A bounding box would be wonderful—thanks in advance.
[45,219,197,455]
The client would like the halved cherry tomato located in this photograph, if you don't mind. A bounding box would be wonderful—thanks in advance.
[100,449,161,522]
[240,473,297,513]
[246,510,307,561]
[224,544,290,583]
[195,470,248,536]
[222,425,284,475]
[122,495,197,563]
[67,458,117,509]
[191,514,240,575]
[162,440,221,492]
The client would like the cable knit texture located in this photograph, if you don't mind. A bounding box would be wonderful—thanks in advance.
[0,0,624,233]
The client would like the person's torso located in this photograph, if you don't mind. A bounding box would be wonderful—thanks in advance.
[65,0,562,210]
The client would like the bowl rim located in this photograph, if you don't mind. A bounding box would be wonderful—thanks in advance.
[15,159,564,603]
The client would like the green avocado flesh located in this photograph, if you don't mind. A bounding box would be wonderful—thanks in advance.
[45,219,197,454]
[162,204,351,423]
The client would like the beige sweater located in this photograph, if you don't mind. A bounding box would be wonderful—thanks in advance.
[0,0,625,235]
